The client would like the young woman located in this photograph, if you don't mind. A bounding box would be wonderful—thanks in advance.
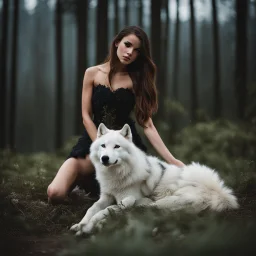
[47,26,184,202]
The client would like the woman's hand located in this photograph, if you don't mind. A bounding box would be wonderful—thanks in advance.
[172,159,185,167]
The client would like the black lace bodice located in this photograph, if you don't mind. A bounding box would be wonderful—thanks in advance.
[68,84,146,159]
[92,84,135,129]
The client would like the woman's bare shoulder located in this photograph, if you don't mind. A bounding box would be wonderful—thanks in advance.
[85,65,98,75]
[85,63,109,76]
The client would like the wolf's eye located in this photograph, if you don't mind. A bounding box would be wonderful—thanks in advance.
[114,145,120,149]
[101,144,105,148]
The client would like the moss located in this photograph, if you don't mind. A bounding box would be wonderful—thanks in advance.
[0,150,94,237]
[171,120,256,191]
[0,119,256,255]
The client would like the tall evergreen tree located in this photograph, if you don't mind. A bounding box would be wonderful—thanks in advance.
[172,0,180,100]
[114,0,119,34]
[9,0,19,150]
[235,0,248,119]
[96,0,108,64]
[75,0,88,134]
[138,0,143,27]
[162,0,170,99]
[212,0,221,118]
[124,0,129,26]
[189,0,198,121]
[151,0,162,117]
[55,0,63,149]
[0,0,9,149]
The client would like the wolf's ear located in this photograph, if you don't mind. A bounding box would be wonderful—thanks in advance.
[120,124,132,141]
[97,123,109,138]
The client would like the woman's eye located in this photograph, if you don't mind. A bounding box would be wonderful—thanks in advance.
[124,42,130,47]
[101,144,105,148]
[114,145,120,149]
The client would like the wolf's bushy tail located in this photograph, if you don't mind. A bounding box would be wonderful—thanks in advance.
[209,186,239,211]
[183,163,239,211]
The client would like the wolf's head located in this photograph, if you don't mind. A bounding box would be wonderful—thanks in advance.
[90,123,133,167]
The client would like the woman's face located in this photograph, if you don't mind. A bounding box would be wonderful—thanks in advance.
[115,34,141,65]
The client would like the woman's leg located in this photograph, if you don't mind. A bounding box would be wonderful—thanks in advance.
[47,156,94,202]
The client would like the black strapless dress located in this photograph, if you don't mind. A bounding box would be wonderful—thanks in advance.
[68,84,147,196]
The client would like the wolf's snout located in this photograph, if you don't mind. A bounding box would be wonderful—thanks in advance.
[101,155,109,164]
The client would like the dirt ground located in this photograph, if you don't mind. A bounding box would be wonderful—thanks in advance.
[1,235,66,256]
[1,191,256,256]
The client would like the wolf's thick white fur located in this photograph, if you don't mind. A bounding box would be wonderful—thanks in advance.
[70,124,238,235]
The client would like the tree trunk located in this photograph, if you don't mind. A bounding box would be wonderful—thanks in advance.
[235,0,248,120]
[151,0,162,116]
[75,0,88,134]
[9,0,19,150]
[138,0,143,27]
[162,0,171,126]
[151,0,161,67]
[189,0,197,121]
[124,0,129,26]
[172,0,180,100]
[212,0,221,118]
[162,0,169,98]
[96,0,108,64]
[55,0,63,149]
[114,0,119,34]
[0,0,9,149]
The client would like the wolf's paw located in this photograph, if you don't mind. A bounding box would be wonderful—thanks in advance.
[119,196,136,209]
[119,201,130,210]
[80,222,94,235]
[70,222,94,236]
[70,223,85,233]
[70,223,79,232]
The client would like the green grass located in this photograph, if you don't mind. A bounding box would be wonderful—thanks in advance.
[0,150,94,234]
[0,120,256,255]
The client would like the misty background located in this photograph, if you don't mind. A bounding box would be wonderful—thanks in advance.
[1,0,255,153]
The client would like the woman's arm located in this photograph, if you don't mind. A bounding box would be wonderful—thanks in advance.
[143,118,185,167]
[81,67,98,141]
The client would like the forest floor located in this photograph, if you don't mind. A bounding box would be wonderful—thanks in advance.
[1,120,256,256]
[1,152,255,256]
[0,150,93,256]
[1,183,256,256]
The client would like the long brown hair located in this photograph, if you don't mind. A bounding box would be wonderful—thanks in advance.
[104,26,158,127]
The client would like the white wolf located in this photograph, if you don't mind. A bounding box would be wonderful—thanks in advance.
[70,123,238,235]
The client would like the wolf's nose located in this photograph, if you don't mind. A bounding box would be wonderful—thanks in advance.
[101,155,109,164]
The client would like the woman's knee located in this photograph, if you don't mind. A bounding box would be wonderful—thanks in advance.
[47,157,94,201]
[47,183,66,201]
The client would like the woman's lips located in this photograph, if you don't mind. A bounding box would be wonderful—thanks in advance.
[123,56,130,61]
